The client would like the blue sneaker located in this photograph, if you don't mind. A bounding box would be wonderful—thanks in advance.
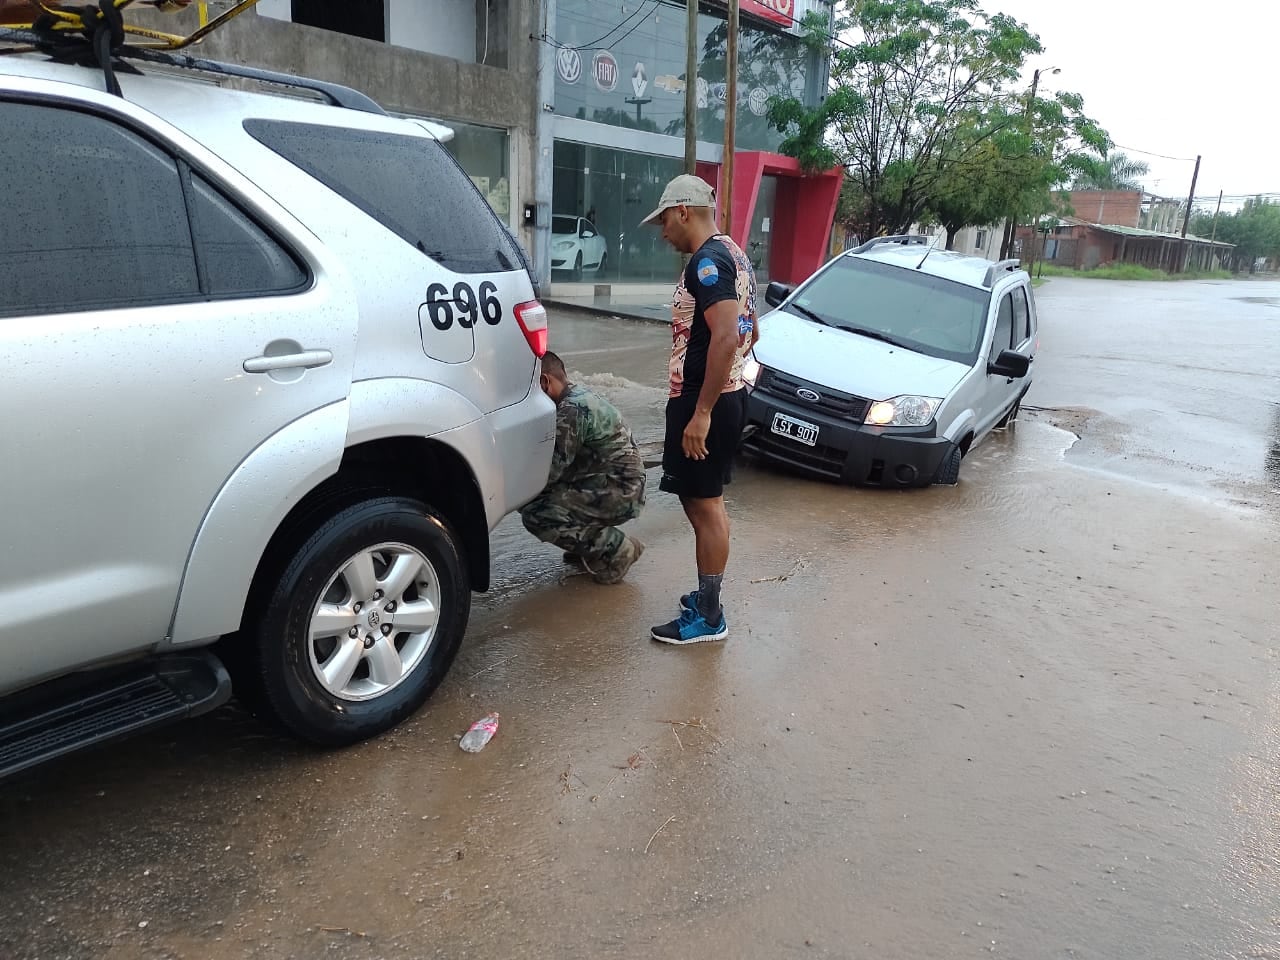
[651,607,728,645]
[679,590,699,613]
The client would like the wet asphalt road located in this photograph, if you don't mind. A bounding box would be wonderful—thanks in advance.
[1,278,1278,960]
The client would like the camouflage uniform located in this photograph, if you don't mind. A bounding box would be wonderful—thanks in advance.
[520,384,646,577]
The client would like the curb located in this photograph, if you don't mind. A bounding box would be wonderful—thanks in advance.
[545,299,672,326]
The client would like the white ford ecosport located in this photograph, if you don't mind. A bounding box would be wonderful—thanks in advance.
[742,236,1037,487]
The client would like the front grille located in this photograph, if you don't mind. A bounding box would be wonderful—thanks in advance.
[758,368,870,422]
[744,431,846,479]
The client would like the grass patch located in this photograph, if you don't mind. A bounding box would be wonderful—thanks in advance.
[1033,263,1233,282]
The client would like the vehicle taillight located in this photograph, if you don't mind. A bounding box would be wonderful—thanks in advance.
[514,300,548,358]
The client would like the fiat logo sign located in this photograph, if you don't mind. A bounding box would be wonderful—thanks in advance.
[592,51,619,93]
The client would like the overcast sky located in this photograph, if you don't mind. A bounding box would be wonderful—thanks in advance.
[987,0,1277,210]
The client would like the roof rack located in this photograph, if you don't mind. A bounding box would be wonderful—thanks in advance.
[126,47,387,114]
[0,27,386,114]
[850,235,931,254]
[982,259,1022,288]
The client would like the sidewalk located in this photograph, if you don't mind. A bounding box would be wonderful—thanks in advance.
[545,286,673,324]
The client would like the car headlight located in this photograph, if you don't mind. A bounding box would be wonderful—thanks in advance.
[742,357,762,387]
[554,239,575,251]
[865,395,941,427]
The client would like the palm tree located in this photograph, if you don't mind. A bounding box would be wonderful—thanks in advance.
[1072,152,1151,191]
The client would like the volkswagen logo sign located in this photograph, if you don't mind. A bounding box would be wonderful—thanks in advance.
[796,388,820,403]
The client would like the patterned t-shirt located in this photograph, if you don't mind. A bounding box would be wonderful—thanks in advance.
[668,234,757,399]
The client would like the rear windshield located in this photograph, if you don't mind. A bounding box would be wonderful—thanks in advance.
[244,119,519,275]
[788,257,991,365]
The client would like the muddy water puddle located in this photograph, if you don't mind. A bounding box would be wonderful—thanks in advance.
[2,296,1279,959]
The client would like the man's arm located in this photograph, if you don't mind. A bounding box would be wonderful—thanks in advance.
[749,309,761,350]
[683,299,741,460]
[546,401,584,485]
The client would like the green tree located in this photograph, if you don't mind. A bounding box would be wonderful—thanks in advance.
[922,96,1103,248]
[768,0,1105,240]
[1193,198,1280,270]
[1071,151,1151,191]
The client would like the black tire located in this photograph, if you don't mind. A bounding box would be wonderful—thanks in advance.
[997,398,1021,429]
[247,496,470,746]
[933,445,962,485]
[598,251,608,275]
[572,253,583,282]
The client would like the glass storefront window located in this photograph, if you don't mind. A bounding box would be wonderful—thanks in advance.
[439,120,512,222]
[553,0,809,153]
[553,140,687,283]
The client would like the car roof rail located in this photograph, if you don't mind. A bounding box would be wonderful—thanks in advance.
[850,234,932,254]
[124,47,386,114]
[0,27,386,115]
[983,259,1022,288]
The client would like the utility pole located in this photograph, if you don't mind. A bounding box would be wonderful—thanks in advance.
[1004,65,1057,260]
[684,0,698,175]
[1175,154,1201,273]
[1209,188,1223,242]
[720,0,738,236]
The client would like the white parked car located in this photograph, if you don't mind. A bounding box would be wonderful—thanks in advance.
[551,215,607,280]
[741,236,1037,487]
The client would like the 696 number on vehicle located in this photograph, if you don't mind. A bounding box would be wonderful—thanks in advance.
[425,282,503,331]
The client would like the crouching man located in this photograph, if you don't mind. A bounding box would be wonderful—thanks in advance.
[519,351,646,584]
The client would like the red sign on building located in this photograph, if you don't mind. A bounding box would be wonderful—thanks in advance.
[741,0,795,28]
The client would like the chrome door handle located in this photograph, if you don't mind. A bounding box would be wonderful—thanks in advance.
[243,349,333,374]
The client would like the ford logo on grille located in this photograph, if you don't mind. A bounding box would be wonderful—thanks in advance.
[796,388,820,403]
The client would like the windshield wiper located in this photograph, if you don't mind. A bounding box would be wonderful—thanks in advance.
[838,325,912,349]
[785,303,833,327]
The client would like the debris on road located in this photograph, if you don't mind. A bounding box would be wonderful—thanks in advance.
[459,713,500,752]
[751,558,809,584]
[644,815,677,854]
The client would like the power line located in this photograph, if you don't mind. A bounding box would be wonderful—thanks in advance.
[541,0,660,52]
[1111,143,1198,162]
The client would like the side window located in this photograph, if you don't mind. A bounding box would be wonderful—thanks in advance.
[188,175,307,296]
[1011,286,1031,345]
[989,291,1015,364]
[243,119,520,275]
[0,101,198,318]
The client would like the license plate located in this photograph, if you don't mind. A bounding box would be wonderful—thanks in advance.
[771,412,818,447]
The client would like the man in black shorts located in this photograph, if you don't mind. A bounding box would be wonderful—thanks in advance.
[641,174,759,644]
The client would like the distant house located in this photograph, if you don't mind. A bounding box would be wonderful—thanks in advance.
[1016,190,1233,272]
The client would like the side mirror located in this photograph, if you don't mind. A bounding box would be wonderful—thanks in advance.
[581,230,594,239]
[988,350,1031,379]
[765,281,793,308]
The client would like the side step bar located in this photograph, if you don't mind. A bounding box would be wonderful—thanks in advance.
[0,652,232,781]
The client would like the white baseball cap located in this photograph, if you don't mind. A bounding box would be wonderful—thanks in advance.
[640,174,716,226]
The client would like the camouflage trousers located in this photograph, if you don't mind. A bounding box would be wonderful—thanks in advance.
[519,473,646,564]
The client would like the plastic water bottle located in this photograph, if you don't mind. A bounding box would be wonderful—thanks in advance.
[459,713,500,752]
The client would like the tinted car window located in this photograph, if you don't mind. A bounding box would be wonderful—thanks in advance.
[788,257,990,365]
[990,292,1015,363]
[189,174,307,296]
[1011,286,1031,343]
[0,102,198,318]
[553,216,578,235]
[244,119,519,274]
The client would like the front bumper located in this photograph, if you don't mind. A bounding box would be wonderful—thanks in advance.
[742,389,955,488]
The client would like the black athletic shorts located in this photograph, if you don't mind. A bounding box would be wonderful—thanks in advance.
[659,387,748,500]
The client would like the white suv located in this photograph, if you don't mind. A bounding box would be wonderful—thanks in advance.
[742,236,1036,487]
[0,45,554,777]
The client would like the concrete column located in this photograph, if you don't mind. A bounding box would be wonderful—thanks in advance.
[533,0,555,296]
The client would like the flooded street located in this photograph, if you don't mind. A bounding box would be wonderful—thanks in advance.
[2,280,1278,960]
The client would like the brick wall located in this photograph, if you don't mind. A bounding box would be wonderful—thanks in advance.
[1065,191,1143,228]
